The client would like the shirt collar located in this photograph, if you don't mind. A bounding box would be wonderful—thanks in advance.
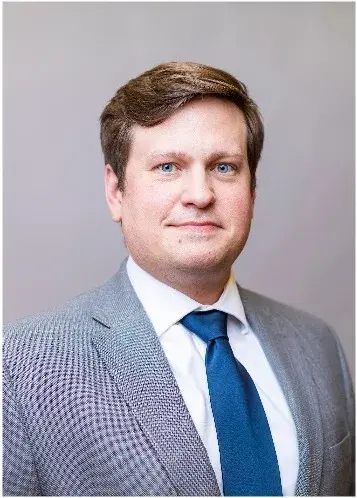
[126,255,249,338]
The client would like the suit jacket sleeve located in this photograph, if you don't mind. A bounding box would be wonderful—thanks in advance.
[334,330,355,495]
[3,361,41,496]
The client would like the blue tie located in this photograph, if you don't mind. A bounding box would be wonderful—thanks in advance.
[180,310,282,496]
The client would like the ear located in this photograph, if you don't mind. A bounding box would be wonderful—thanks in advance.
[251,189,256,219]
[104,164,123,223]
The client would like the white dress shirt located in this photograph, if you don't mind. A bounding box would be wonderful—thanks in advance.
[126,256,299,496]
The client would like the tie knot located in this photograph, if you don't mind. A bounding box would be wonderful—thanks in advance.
[180,310,228,344]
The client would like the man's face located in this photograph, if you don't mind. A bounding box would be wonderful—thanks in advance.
[105,97,255,278]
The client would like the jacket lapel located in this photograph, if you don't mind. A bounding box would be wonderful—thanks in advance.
[89,261,323,496]
[90,261,220,496]
[240,287,324,496]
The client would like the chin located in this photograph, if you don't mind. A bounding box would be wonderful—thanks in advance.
[170,249,234,273]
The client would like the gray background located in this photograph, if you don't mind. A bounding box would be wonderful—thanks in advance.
[4,2,355,376]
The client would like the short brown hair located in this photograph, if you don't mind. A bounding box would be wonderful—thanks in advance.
[100,61,264,192]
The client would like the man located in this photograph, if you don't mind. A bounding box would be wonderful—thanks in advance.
[3,62,354,496]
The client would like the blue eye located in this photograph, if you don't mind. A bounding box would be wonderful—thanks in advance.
[216,163,232,173]
[159,163,176,173]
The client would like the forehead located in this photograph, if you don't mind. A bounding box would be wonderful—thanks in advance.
[129,97,248,159]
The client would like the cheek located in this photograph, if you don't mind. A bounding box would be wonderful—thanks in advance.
[146,179,179,207]
[223,193,254,226]
[123,182,176,222]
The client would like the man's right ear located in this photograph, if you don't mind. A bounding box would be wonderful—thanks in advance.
[104,164,123,223]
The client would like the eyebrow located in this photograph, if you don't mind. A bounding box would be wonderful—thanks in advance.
[147,150,244,162]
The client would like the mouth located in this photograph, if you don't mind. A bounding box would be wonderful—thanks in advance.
[170,222,221,232]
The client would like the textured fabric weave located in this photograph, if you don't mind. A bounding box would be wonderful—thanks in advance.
[3,258,355,496]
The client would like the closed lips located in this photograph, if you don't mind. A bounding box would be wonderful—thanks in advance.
[171,221,220,227]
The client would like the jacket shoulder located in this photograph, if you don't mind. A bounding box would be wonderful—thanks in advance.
[2,279,115,365]
[5,285,96,331]
[239,286,335,341]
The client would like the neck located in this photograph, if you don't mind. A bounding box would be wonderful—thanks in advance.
[132,257,231,305]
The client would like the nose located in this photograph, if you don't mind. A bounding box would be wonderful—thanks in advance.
[180,168,216,208]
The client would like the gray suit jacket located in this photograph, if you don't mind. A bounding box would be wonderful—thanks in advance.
[3,259,354,496]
